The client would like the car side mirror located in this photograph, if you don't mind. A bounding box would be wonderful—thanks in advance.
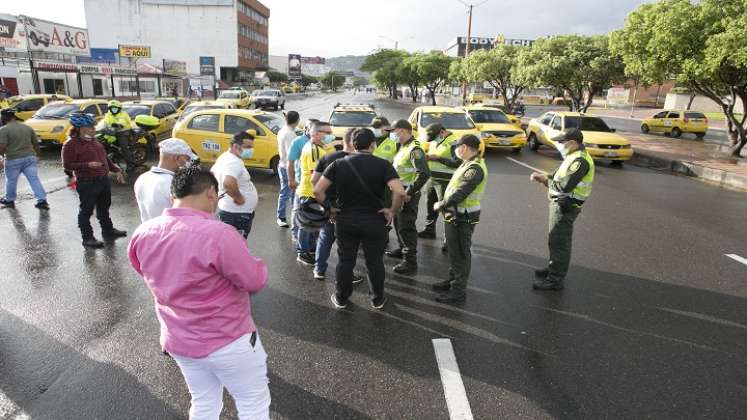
[246,129,257,137]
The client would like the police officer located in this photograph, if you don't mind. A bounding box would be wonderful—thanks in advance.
[387,119,430,275]
[530,128,595,290]
[371,117,397,162]
[432,135,487,304]
[98,100,134,164]
[419,123,460,240]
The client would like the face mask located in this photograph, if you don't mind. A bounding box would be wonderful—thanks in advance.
[109,108,120,114]
[389,132,400,142]
[455,145,465,160]
[556,142,567,156]
[372,128,382,137]
[323,134,335,144]
[240,148,254,159]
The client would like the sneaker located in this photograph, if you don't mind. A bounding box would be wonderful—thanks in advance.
[313,270,325,281]
[352,274,364,285]
[330,294,348,309]
[276,218,289,228]
[82,237,105,248]
[35,200,50,210]
[296,252,315,266]
[0,198,15,209]
[385,248,404,259]
[393,260,417,276]
[371,297,387,310]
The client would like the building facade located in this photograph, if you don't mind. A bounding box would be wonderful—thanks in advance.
[84,0,269,85]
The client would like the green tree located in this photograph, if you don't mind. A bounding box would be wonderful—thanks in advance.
[452,45,528,108]
[400,53,423,102]
[267,71,289,84]
[610,0,747,157]
[517,35,625,112]
[299,74,318,88]
[352,76,369,88]
[362,49,408,98]
[411,51,454,106]
[320,71,346,92]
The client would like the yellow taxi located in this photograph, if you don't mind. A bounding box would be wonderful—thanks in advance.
[25,99,109,145]
[216,88,252,109]
[460,105,527,152]
[177,101,232,122]
[173,108,284,173]
[479,103,523,127]
[156,97,194,114]
[3,94,73,121]
[641,110,708,138]
[407,106,485,155]
[527,111,634,164]
[122,100,180,139]
[328,103,378,140]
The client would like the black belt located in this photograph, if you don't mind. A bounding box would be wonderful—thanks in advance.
[551,196,585,206]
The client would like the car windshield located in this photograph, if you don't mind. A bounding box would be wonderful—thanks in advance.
[255,114,285,134]
[123,105,151,118]
[33,104,81,119]
[468,110,510,124]
[564,116,612,132]
[329,111,376,127]
[422,112,476,130]
[257,90,278,96]
[219,91,241,99]
[180,105,223,118]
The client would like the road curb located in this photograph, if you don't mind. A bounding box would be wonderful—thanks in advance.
[630,150,747,192]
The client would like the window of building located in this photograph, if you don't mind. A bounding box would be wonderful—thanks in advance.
[92,78,104,96]
[238,1,268,26]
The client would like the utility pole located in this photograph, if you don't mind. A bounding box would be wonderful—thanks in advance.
[462,4,473,105]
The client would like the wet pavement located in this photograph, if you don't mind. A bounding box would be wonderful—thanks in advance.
[1,92,746,419]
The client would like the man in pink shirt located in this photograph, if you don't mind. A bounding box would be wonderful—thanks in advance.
[128,166,270,420]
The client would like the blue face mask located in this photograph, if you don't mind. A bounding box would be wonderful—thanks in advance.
[389,132,400,142]
[240,148,254,159]
[323,134,335,144]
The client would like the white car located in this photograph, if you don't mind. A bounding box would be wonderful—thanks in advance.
[252,89,286,111]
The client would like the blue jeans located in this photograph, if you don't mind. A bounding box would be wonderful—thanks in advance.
[3,155,46,202]
[218,210,255,239]
[315,221,336,274]
[276,167,294,221]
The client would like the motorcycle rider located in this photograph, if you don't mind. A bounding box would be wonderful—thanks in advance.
[98,100,134,165]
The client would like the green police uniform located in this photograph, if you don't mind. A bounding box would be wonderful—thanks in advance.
[542,147,594,287]
[423,133,461,233]
[373,135,398,163]
[392,137,430,266]
[435,156,487,298]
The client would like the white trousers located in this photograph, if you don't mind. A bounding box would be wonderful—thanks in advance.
[172,333,271,420]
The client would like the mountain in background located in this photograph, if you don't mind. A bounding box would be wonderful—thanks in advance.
[325,55,368,74]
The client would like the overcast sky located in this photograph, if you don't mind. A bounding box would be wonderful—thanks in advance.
[4,0,654,57]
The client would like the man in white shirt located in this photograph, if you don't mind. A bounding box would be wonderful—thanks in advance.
[134,138,196,223]
[211,131,259,238]
[275,111,300,228]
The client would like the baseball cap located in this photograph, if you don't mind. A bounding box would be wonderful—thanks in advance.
[1,108,17,117]
[552,128,584,143]
[425,123,445,137]
[371,117,391,130]
[453,134,481,149]
[159,138,197,159]
[392,119,412,131]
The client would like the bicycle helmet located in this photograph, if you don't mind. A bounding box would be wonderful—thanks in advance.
[69,112,96,128]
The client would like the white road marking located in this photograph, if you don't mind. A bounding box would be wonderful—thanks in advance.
[725,254,747,267]
[505,156,547,174]
[432,339,474,420]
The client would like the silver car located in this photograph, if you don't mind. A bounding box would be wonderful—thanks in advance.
[252,89,286,111]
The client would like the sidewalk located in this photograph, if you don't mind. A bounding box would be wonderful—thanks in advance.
[623,132,747,191]
[588,107,729,132]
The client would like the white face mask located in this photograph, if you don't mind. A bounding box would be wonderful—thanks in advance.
[455,145,465,160]
[372,128,382,137]
[557,142,567,156]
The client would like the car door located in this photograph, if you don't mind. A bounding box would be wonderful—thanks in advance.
[649,111,668,132]
[223,114,271,168]
[82,103,102,122]
[545,114,563,146]
[183,113,224,163]
[536,113,555,144]
[664,111,680,133]
[155,103,179,136]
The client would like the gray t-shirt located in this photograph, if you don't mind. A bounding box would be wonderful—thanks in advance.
[0,121,38,160]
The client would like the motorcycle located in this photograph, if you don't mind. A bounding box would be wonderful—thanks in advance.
[96,115,160,174]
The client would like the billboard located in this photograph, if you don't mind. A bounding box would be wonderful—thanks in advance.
[199,56,215,76]
[119,44,151,58]
[164,59,187,76]
[453,36,535,57]
[0,14,90,56]
[77,48,119,64]
[301,56,325,65]
[288,54,302,79]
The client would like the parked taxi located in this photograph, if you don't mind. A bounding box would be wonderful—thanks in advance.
[641,110,708,138]
[122,100,180,139]
[3,94,72,121]
[407,106,485,155]
[25,99,108,145]
[460,105,526,152]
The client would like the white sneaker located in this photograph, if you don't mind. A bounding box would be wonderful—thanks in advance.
[313,270,325,281]
[330,294,348,309]
[276,218,289,228]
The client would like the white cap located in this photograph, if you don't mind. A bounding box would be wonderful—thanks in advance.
[158,138,197,159]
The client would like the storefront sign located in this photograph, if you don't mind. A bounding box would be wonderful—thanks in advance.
[78,64,137,76]
[199,56,215,76]
[119,44,151,58]
[36,61,78,72]
[17,15,90,56]
[0,14,22,50]
[164,59,187,76]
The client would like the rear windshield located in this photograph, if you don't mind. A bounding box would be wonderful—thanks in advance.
[219,91,241,99]
[421,112,476,130]
[329,111,376,127]
[685,112,706,119]
[468,110,510,124]
[564,116,613,132]
[258,90,279,96]
[33,104,80,119]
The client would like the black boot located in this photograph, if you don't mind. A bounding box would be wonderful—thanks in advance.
[432,280,451,292]
[103,228,127,238]
[417,225,436,239]
[0,198,15,209]
[82,237,105,248]
[532,278,564,291]
[436,290,466,304]
[393,259,417,275]
[534,267,549,278]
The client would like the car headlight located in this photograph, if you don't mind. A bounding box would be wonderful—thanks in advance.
[480,132,491,138]
[51,125,65,133]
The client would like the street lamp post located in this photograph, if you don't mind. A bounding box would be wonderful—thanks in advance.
[456,0,490,105]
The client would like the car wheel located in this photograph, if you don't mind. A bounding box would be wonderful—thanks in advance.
[528,133,540,151]
[131,144,149,165]
[270,156,280,175]
[671,127,682,138]
[281,102,285,110]
[696,132,705,139]
[641,124,650,134]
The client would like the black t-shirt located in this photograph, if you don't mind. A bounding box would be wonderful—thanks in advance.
[315,151,348,205]
[323,153,399,221]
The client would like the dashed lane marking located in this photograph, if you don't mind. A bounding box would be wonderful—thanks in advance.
[725,254,747,267]
[432,338,474,420]
[505,156,547,174]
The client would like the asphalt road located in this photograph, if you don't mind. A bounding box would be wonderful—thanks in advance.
[1,92,746,420]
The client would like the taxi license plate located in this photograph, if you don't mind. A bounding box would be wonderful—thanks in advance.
[606,151,617,158]
[500,139,511,145]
